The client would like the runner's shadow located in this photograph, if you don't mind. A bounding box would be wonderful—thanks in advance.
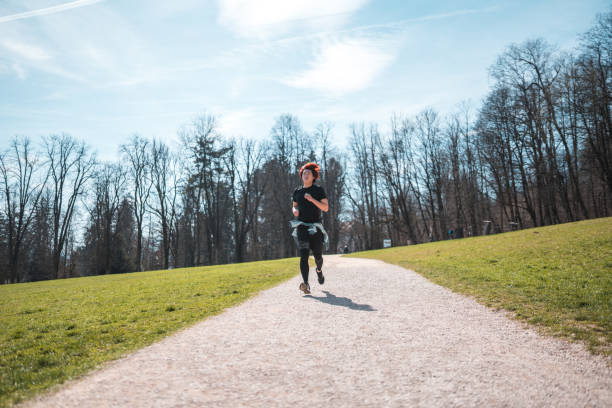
[305,290,376,311]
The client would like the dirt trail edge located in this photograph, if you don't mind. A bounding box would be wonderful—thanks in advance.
[20,255,612,407]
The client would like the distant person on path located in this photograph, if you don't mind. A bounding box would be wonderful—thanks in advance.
[290,162,329,295]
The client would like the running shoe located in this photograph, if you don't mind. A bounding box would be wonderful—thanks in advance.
[316,268,325,284]
[299,282,311,294]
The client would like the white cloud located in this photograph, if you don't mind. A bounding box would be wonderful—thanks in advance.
[0,1,153,84]
[271,6,499,46]
[217,0,369,38]
[282,37,395,94]
[1,40,50,61]
[81,44,116,73]
[12,62,26,79]
[0,37,87,82]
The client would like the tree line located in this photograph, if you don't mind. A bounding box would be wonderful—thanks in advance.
[1,9,610,283]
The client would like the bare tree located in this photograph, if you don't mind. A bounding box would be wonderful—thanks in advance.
[180,114,232,265]
[120,134,152,271]
[149,138,173,269]
[346,122,384,250]
[416,109,449,240]
[266,114,310,258]
[379,114,420,244]
[92,162,127,274]
[44,134,96,278]
[224,137,266,262]
[577,10,612,195]
[314,122,345,252]
[0,136,49,283]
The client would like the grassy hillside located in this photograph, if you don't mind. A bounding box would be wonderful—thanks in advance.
[344,217,612,358]
[0,257,302,407]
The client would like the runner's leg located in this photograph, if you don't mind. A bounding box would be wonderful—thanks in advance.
[310,230,324,272]
[297,226,311,283]
[299,248,310,283]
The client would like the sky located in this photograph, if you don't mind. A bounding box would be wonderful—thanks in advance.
[0,0,609,161]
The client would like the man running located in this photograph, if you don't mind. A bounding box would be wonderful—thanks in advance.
[290,162,329,295]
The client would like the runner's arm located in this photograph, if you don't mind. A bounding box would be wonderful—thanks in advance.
[292,201,299,216]
[318,198,329,212]
[305,194,328,212]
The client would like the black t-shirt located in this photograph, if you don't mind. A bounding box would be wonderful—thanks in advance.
[292,184,327,223]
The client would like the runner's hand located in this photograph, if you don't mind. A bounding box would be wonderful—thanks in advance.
[304,193,314,202]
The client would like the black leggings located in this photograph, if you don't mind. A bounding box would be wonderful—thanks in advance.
[295,225,323,284]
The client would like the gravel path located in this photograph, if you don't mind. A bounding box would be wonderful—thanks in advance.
[21,255,612,407]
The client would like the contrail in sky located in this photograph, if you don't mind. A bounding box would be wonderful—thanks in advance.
[0,0,104,24]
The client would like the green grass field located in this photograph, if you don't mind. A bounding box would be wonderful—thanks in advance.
[2,218,610,406]
[344,217,612,358]
[0,257,302,407]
